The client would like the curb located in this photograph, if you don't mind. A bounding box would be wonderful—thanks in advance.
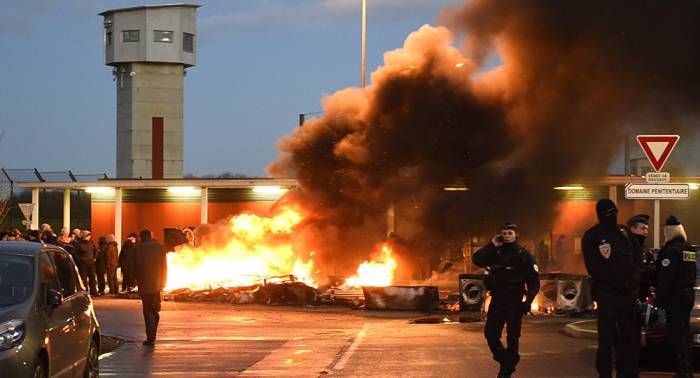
[563,320,597,340]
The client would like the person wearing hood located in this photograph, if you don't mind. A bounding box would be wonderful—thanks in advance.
[655,215,696,378]
[103,234,120,295]
[473,222,540,378]
[582,199,638,378]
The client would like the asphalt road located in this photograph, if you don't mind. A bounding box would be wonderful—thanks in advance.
[94,298,680,377]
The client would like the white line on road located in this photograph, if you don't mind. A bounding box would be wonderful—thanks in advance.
[332,324,367,371]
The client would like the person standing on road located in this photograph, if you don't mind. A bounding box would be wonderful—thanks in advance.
[473,222,540,378]
[132,229,168,346]
[75,230,99,296]
[96,236,108,296]
[627,214,653,302]
[119,232,138,292]
[655,216,696,378]
[582,199,639,378]
[103,234,120,295]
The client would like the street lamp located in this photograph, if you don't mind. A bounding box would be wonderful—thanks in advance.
[361,0,367,88]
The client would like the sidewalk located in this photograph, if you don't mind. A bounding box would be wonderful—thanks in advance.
[562,319,597,340]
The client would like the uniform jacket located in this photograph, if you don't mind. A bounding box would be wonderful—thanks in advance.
[473,242,540,303]
[132,239,168,295]
[582,223,636,294]
[655,236,696,308]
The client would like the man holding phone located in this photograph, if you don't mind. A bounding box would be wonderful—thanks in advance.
[473,222,540,378]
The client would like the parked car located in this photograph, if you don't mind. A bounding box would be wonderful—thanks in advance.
[0,241,100,377]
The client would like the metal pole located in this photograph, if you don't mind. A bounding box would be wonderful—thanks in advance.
[63,189,70,231]
[115,188,122,249]
[31,188,39,230]
[200,187,208,225]
[654,199,660,249]
[361,0,367,88]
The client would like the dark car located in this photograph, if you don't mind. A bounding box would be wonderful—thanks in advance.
[0,241,100,377]
[641,247,700,349]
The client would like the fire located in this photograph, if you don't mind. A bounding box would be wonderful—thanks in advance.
[165,208,317,290]
[343,245,398,288]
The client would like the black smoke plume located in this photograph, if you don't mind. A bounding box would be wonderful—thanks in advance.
[270,0,700,278]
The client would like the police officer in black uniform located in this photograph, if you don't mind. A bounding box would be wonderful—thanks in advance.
[627,214,654,302]
[582,199,639,378]
[473,222,540,378]
[655,215,696,378]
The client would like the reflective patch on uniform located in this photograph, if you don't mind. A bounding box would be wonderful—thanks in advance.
[533,264,539,272]
[661,258,671,267]
[598,243,611,259]
[683,251,696,262]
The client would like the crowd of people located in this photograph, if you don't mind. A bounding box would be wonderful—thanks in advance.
[0,223,141,297]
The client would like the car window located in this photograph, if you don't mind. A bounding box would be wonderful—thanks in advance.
[0,254,34,306]
[49,250,80,297]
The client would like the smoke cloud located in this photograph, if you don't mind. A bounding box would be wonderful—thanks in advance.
[269,0,700,278]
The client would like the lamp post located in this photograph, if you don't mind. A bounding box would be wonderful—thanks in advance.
[361,0,367,88]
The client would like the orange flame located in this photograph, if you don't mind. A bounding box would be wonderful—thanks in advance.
[165,208,317,290]
[343,245,398,288]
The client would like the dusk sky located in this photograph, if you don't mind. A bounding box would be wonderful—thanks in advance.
[0,0,462,178]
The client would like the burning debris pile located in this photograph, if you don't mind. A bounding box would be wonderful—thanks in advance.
[160,208,400,307]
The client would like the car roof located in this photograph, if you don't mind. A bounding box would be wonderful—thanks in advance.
[0,241,49,256]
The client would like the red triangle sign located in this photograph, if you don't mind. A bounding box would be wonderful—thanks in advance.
[636,135,680,172]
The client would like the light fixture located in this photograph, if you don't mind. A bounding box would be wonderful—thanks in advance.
[455,62,465,68]
[443,186,469,191]
[103,19,112,29]
[252,186,288,195]
[85,187,115,194]
[554,186,585,191]
[689,184,699,190]
[167,187,200,196]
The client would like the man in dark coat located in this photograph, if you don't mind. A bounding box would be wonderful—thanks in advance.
[473,222,540,378]
[582,199,639,378]
[132,229,168,346]
[75,230,99,296]
[119,233,138,291]
[627,214,653,302]
[655,215,696,378]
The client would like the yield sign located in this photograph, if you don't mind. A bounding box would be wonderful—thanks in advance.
[636,135,680,172]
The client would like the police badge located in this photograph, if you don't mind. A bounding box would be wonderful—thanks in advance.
[598,243,612,259]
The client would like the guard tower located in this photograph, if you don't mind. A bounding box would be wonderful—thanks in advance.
[100,4,199,179]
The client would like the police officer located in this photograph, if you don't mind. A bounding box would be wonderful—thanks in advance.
[473,222,540,378]
[655,215,696,378]
[582,199,638,378]
[627,214,653,302]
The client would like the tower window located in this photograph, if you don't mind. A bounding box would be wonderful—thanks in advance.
[122,30,140,42]
[154,30,174,43]
[183,33,194,53]
[106,32,112,45]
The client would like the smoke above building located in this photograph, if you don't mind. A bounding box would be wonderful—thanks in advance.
[269,0,700,277]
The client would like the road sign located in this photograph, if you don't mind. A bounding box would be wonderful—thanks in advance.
[624,183,689,200]
[645,172,670,183]
[636,135,680,172]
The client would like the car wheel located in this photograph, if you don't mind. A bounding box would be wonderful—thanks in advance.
[33,358,46,378]
[83,337,99,378]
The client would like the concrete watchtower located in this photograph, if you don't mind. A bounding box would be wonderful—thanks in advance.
[100,4,199,179]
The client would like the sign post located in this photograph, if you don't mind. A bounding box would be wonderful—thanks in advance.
[625,135,683,249]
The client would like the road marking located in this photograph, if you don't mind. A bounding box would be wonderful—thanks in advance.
[332,324,367,371]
